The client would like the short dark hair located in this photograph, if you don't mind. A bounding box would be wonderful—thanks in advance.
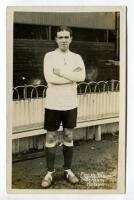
[55,25,73,37]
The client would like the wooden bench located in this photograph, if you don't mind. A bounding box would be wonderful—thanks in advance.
[12,115,119,141]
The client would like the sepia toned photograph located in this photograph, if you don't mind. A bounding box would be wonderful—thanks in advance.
[6,6,126,194]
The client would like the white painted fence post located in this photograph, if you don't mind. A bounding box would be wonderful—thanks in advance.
[95,125,101,141]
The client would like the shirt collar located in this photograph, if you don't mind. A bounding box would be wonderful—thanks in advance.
[56,48,70,54]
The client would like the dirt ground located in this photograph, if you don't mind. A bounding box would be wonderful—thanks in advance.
[12,133,118,190]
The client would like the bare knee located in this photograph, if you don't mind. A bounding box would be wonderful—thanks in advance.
[45,131,57,147]
[63,128,73,146]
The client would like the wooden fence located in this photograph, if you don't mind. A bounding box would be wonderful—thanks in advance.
[12,81,119,154]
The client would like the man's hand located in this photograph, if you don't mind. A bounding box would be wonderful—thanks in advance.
[53,68,61,76]
[53,66,82,77]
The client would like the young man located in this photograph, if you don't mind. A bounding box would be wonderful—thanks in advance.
[41,26,86,188]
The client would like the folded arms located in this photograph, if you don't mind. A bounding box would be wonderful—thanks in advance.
[44,53,86,85]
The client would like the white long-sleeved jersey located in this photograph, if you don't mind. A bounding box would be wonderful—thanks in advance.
[44,48,85,110]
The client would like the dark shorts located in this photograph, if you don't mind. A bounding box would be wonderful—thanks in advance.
[44,108,77,131]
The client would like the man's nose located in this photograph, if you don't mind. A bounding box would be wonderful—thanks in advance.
[62,37,66,42]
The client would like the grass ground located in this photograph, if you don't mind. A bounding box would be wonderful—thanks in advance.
[12,133,118,190]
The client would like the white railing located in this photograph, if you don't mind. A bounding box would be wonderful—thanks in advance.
[12,81,119,133]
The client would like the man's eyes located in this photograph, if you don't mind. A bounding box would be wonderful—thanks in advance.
[58,36,69,39]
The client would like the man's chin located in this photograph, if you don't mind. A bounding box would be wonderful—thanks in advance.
[60,48,68,52]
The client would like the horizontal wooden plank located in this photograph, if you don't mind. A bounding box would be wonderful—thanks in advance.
[13,150,46,162]
[14,12,115,30]
[12,113,119,133]
[12,117,119,140]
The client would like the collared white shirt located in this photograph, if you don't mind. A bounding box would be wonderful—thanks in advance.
[44,48,85,110]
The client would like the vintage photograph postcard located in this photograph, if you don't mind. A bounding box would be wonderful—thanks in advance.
[6,6,126,194]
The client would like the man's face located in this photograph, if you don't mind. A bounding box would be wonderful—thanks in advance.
[56,30,72,52]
